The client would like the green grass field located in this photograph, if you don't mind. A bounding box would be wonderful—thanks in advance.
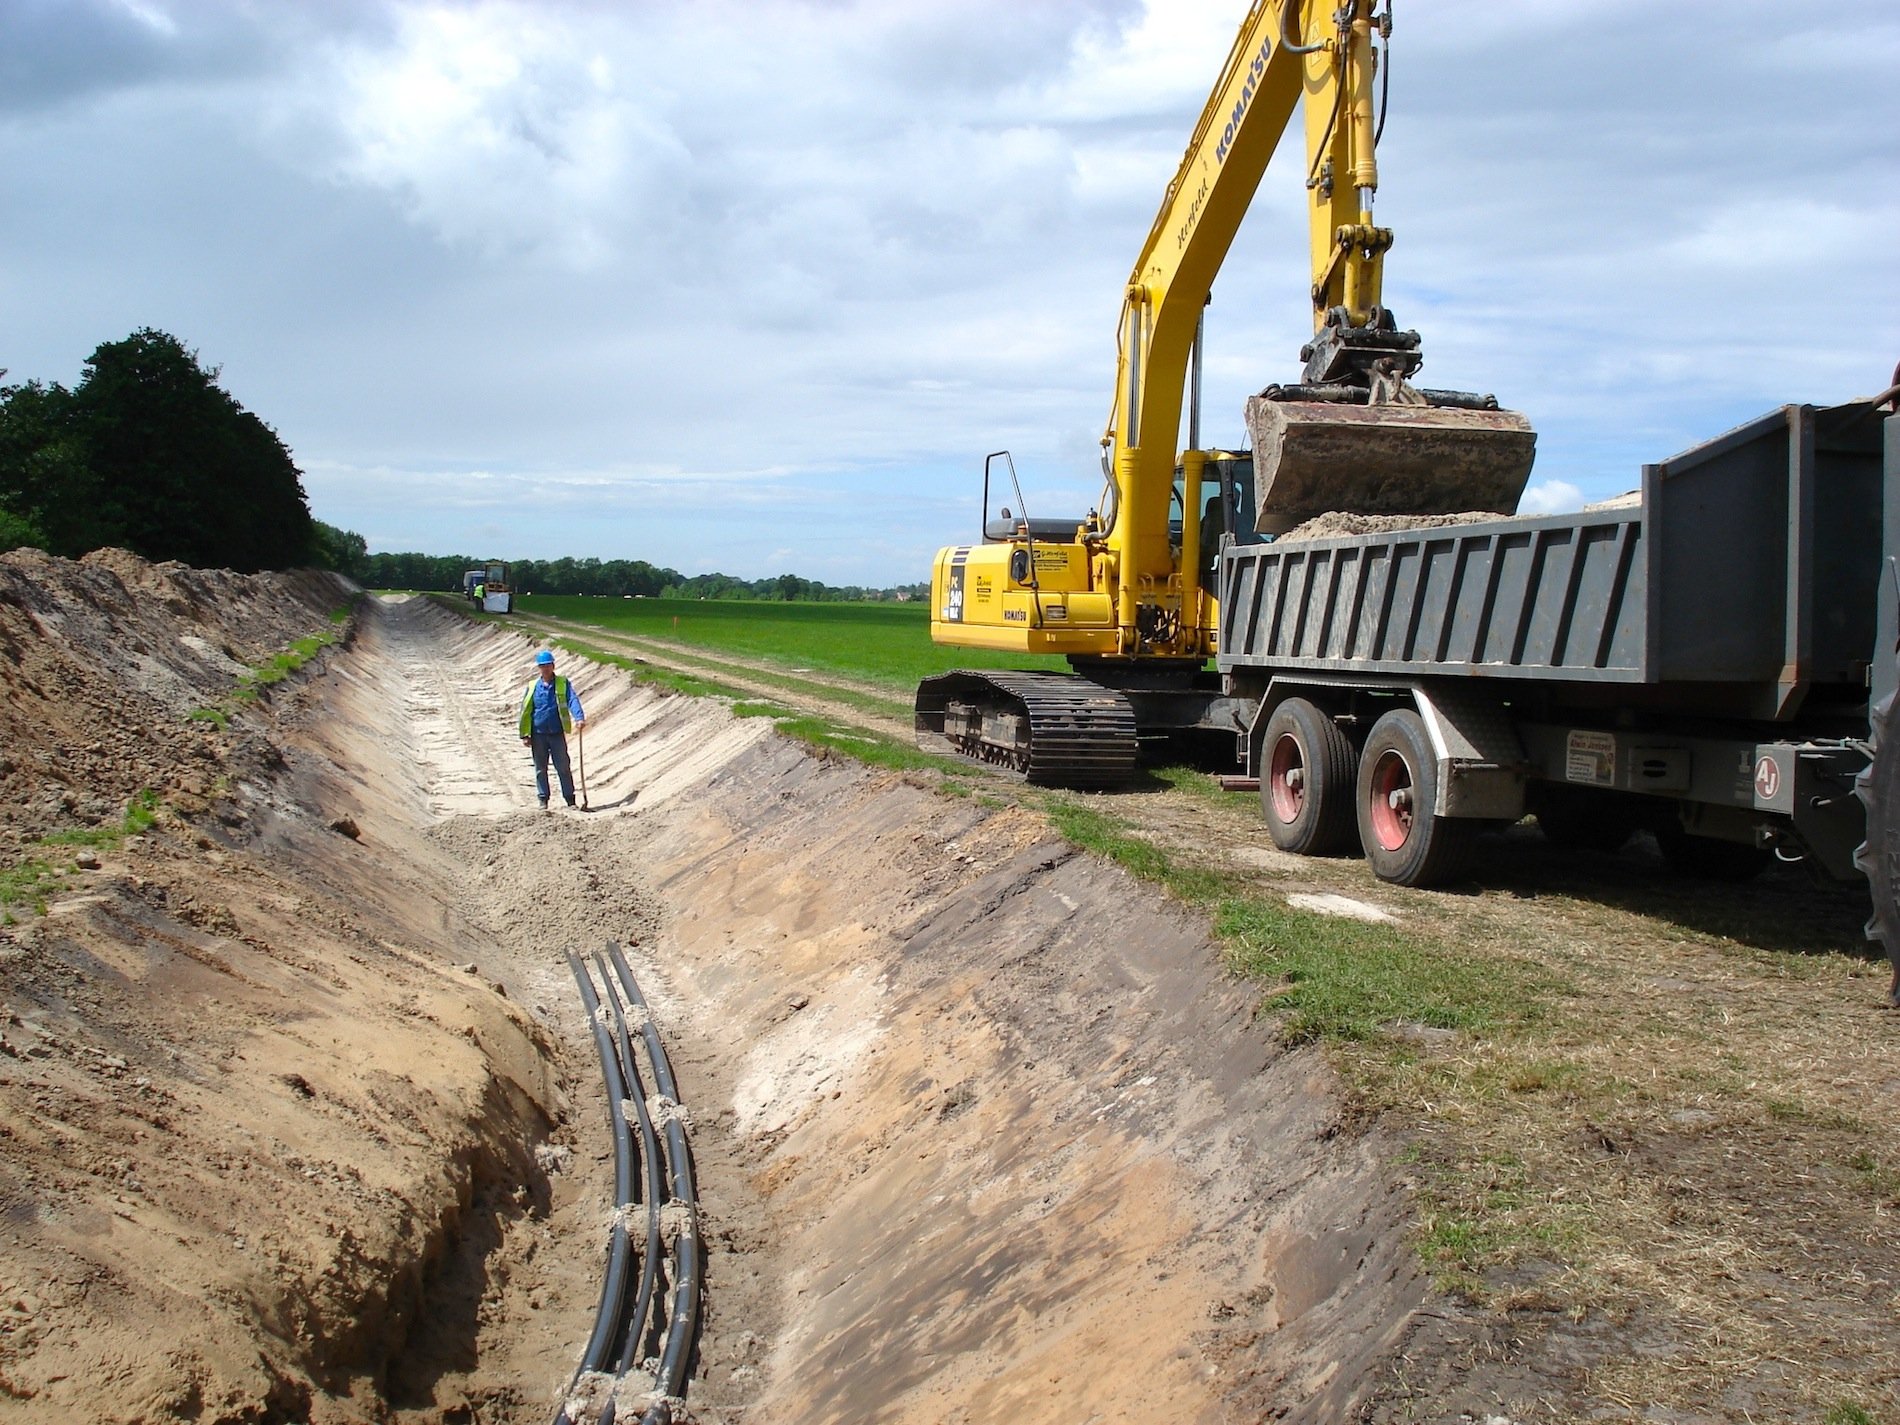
[517,595,1035,689]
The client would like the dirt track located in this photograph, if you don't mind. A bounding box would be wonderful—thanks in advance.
[2,553,1896,1423]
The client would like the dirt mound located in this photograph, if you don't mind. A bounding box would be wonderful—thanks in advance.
[0,548,346,841]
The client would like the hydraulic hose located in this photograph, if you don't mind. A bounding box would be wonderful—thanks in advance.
[1279,0,1325,54]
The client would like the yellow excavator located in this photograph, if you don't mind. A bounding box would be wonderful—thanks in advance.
[914,0,1536,785]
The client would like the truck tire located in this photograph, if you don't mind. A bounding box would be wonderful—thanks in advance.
[1654,824,1770,882]
[1260,698,1358,855]
[1355,707,1475,887]
[1855,689,1900,1006]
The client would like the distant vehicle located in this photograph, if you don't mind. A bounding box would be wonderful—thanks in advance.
[467,560,513,614]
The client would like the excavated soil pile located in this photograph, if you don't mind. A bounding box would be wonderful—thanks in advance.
[1274,510,1505,541]
[0,551,1435,1424]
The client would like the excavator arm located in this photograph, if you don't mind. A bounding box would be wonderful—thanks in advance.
[1102,0,1532,653]
[1104,0,1388,655]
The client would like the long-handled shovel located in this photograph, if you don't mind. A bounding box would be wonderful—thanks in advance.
[577,725,590,810]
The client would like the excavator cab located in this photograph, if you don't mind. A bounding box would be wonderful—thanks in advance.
[1173,453,1262,589]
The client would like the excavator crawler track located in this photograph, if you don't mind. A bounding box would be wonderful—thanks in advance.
[915,670,1138,788]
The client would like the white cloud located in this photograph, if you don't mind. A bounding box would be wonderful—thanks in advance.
[106,0,178,38]
[1516,480,1583,517]
[2,0,1896,582]
[320,7,663,268]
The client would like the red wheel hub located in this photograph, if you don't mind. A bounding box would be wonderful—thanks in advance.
[1269,733,1306,823]
[1368,748,1415,851]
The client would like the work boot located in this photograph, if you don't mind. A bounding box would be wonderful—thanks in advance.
[565,798,577,809]
[539,798,549,811]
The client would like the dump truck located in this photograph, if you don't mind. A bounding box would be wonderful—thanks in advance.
[1212,388,1899,1008]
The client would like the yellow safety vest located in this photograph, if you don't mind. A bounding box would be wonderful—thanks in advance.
[519,675,573,736]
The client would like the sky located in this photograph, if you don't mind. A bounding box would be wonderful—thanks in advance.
[3,0,1897,588]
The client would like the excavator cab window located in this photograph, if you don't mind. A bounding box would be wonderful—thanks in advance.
[980,452,1085,543]
[1210,457,1263,584]
[1169,456,1264,585]
[1208,457,1261,547]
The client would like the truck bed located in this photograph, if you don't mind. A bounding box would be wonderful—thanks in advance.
[1216,401,1886,722]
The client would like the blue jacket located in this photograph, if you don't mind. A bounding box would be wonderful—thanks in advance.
[520,674,584,736]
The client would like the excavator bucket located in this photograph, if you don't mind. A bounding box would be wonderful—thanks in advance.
[1247,395,1538,536]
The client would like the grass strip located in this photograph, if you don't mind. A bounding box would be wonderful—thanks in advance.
[552,636,969,778]
[191,605,355,722]
[517,593,1026,691]
[1043,799,1565,1046]
[236,630,338,699]
[518,616,914,720]
[2,790,162,922]
[546,635,745,701]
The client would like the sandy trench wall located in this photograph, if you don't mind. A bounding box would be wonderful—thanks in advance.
[0,564,565,1421]
[1,567,1431,1424]
[595,708,1431,1421]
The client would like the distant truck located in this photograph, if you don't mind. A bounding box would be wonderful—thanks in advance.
[463,560,513,614]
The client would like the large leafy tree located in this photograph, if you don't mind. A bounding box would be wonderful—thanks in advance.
[0,377,111,555]
[0,329,316,571]
[311,520,369,579]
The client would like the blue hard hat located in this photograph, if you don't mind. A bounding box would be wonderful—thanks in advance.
[535,650,555,665]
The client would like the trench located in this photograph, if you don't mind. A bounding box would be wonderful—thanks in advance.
[279,594,1431,1421]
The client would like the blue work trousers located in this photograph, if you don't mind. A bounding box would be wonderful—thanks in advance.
[530,729,575,804]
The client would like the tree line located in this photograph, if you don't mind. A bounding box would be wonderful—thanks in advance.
[0,329,314,573]
[347,547,923,602]
[3,329,923,601]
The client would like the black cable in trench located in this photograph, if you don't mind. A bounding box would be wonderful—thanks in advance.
[556,952,637,1422]
[553,944,704,1425]
[592,951,667,1380]
[606,941,702,1424]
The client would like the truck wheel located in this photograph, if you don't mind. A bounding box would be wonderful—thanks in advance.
[1654,825,1770,882]
[1260,698,1358,855]
[1855,690,1900,1006]
[1356,707,1475,887]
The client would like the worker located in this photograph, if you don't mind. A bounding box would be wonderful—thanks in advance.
[474,581,485,606]
[518,649,586,810]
